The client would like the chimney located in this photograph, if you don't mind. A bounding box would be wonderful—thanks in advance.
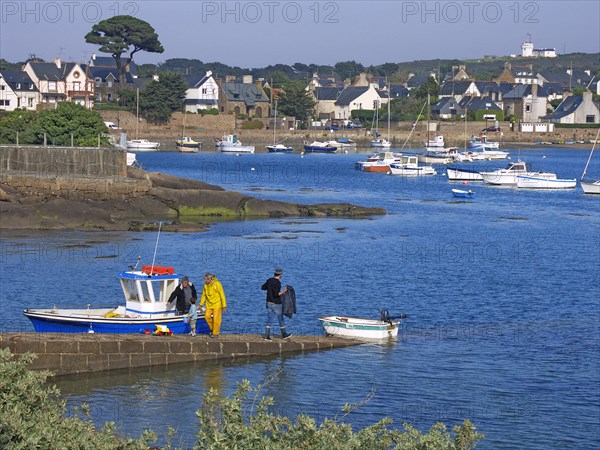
[152,74,159,81]
[54,58,61,69]
[206,70,212,77]
[242,74,253,84]
[225,75,236,83]
[531,84,538,98]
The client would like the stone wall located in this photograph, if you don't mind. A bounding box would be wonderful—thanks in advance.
[0,333,360,376]
[0,146,127,178]
[1,172,151,201]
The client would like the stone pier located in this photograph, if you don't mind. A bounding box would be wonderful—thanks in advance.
[0,333,361,377]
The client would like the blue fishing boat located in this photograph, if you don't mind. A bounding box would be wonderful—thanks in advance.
[452,188,476,199]
[23,264,209,335]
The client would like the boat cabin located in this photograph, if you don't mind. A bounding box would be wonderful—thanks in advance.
[119,267,180,317]
[505,161,531,172]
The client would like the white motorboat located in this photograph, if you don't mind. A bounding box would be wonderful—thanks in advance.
[217,134,255,153]
[357,151,403,172]
[126,139,160,151]
[389,156,437,176]
[480,161,547,185]
[516,174,577,189]
[176,136,201,152]
[419,147,460,164]
[318,310,407,339]
[446,166,484,181]
[468,135,508,159]
[370,138,392,148]
[426,135,445,148]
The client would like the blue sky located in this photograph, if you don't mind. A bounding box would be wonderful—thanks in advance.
[1,1,599,67]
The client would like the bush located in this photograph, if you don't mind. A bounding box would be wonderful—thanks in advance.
[0,348,154,449]
[199,108,219,115]
[1,349,484,449]
[241,119,264,130]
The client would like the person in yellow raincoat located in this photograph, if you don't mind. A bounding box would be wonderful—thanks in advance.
[200,273,227,338]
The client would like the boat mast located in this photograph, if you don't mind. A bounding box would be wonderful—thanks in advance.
[426,93,430,147]
[582,128,600,180]
[135,88,140,140]
[387,78,391,142]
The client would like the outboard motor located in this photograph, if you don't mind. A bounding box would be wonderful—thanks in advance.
[379,309,409,325]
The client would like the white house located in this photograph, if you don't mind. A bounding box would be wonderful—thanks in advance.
[333,84,384,120]
[184,70,219,113]
[545,92,600,124]
[0,70,38,111]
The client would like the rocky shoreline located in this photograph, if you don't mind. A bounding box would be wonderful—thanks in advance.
[0,167,386,231]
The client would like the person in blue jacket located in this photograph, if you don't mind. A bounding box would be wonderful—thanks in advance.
[261,267,291,341]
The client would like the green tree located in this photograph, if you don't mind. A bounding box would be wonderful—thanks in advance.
[278,81,316,124]
[334,60,365,81]
[139,72,187,124]
[0,104,108,146]
[413,76,440,103]
[85,16,164,87]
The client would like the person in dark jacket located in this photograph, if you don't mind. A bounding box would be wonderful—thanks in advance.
[261,267,291,341]
[167,276,197,315]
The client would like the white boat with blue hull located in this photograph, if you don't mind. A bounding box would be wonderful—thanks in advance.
[23,265,209,335]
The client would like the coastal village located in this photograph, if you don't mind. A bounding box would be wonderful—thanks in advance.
[1,39,599,143]
[1,9,600,450]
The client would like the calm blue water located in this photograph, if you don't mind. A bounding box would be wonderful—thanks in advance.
[1,148,599,448]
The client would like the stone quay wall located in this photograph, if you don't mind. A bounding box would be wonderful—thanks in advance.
[0,333,361,377]
[0,146,127,178]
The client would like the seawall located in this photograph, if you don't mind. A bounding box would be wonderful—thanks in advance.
[0,333,361,377]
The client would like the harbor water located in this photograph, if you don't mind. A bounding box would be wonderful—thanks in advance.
[1,147,599,448]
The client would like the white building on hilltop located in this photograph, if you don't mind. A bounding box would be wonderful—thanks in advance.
[521,40,557,58]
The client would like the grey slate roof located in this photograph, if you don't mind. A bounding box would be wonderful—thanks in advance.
[389,84,408,98]
[28,62,76,80]
[440,81,472,96]
[335,87,368,106]
[544,96,584,119]
[407,74,430,89]
[0,70,37,91]
[91,56,138,77]
[314,87,342,101]
[432,97,463,115]
[504,84,549,99]
[185,73,212,88]
[221,82,269,106]
[89,67,133,83]
[464,97,501,111]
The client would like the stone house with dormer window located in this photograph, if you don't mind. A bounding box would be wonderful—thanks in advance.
[218,75,269,118]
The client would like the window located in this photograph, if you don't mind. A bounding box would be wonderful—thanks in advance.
[16,83,21,89]
[48,81,56,91]
[95,77,101,87]
[0,85,4,90]
[28,98,33,107]
[0,100,10,106]
[202,88,207,94]
[586,115,596,123]
[107,80,113,88]
[107,93,112,102]
[525,105,531,112]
